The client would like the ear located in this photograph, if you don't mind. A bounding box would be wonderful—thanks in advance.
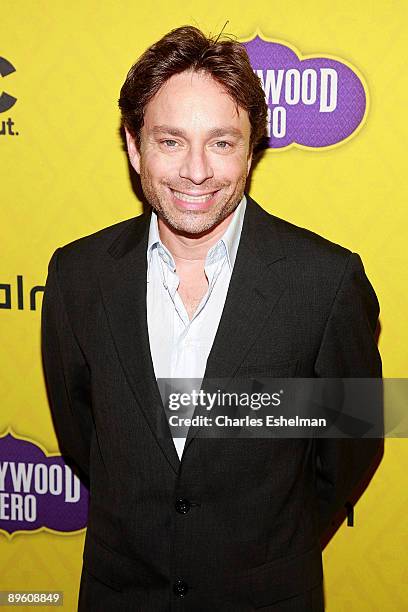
[124,127,141,174]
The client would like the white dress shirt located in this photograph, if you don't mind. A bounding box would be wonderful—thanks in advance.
[146,195,247,460]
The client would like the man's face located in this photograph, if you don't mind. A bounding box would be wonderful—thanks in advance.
[125,70,253,235]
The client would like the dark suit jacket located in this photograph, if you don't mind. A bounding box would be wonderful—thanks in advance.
[41,194,382,611]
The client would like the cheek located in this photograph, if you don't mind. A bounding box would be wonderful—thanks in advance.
[213,155,248,181]
[141,152,180,180]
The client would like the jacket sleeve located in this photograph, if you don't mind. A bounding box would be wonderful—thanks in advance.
[313,251,383,536]
[41,248,93,485]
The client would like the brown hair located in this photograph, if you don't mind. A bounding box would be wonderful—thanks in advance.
[118,25,267,152]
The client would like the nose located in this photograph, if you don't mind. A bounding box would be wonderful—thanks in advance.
[178,146,214,184]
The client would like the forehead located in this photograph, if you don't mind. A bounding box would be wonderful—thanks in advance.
[143,70,250,134]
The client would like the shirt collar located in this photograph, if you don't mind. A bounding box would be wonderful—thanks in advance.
[146,194,247,282]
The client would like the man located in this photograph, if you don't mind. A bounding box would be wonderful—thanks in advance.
[41,26,382,611]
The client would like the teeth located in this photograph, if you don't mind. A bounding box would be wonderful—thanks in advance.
[172,190,215,203]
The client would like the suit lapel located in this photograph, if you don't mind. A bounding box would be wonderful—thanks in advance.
[97,210,181,474]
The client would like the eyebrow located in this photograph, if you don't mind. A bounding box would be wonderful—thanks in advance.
[150,125,244,139]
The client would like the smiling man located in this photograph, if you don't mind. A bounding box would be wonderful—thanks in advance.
[41,25,382,611]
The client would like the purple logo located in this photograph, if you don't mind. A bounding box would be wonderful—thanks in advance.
[242,36,368,149]
[0,431,88,537]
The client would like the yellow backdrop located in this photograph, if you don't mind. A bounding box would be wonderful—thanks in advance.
[1,1,407,610]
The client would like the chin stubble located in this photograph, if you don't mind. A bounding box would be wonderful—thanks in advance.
[140,169,246,235]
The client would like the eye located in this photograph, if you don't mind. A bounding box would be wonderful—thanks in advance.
[161,139,178,147]
[214,141,232,149]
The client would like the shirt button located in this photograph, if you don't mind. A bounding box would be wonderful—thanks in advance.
[173,578,189,597]
[175,498,191,514]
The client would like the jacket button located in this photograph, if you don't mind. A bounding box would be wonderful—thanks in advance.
[173,578,188,597]
[175,498,191,514]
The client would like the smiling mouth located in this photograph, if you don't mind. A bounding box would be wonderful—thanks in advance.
[170,189,218,203]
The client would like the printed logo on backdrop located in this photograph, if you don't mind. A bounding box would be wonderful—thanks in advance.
[0,57,19,137]
[0,276,44,311]
[0,429,88,538]
[242,34,368,149]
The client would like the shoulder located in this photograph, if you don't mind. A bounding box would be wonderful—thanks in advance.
[44,213,149,297]
[247,197,380,328]
[47,213,147,273]
[245,196,374,312]
[246,196,354,277]
[58,215,142,258]
[249,196,350,257]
